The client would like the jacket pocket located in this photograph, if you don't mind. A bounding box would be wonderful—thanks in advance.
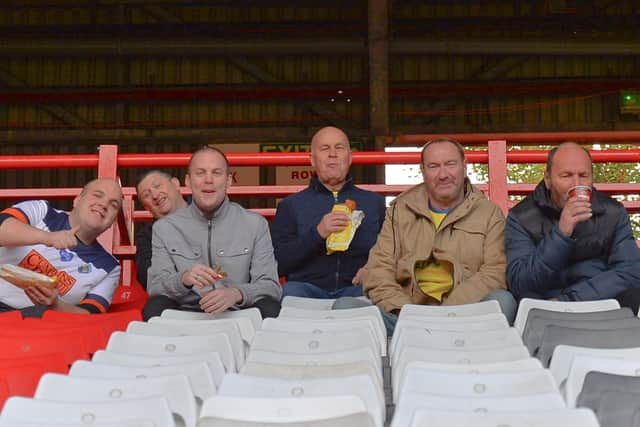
[167,244,203,272]
[451,221,487,271]
[215,246,252,283]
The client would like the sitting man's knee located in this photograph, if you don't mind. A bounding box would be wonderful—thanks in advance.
[332,296,372,310]
[482,289,517,325]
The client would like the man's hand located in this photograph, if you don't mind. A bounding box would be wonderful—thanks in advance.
[24,283,59,306]
[316,211,350,239]
[199,287,242,313]
[43,225,80,250]
[181,263,225,289]
[558,198,592,237]
[352,267,366,285]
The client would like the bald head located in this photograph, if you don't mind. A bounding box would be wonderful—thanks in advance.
[71,178,123,244]
[309,126,352,192]
[544,142,593,209]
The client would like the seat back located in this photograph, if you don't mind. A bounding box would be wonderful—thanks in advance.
[69,360,216,400]
[404,408,599,427]
[198,395,374,427]
[106,331,236,372]
[514,298,620,334]
[549,345,640,390]
[538,325,640,367]
[127,320,245,368]
[392,358,543,403]
[91,349,225,388]
[0,396,175,427]
[219,373,383,427]
[391,327,523,366]
[525,315,639,355]
[391,392,565,427]
[160,308,261,338]
[34,373,197,427]
[398,300,501,320]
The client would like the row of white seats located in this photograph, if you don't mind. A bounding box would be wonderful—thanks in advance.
[1,302,388,426]
[388,299,602,426]
[1,296,632,426]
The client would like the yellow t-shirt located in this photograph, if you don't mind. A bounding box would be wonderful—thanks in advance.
[415,208,454,302]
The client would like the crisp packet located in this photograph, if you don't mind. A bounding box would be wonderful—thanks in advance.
[326,201,364,255]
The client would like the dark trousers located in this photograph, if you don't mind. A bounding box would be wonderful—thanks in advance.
[142,294,281,321]
[616,288,640,315]
[0,301,49,318]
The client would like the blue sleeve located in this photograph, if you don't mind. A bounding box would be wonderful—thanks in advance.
[560,212,640,301]
[505,212,575,299]
[270,198,326,277]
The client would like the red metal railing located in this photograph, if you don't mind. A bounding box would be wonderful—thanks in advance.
[1,131,639,286]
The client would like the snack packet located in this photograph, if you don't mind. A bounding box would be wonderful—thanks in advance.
[326,199,365,255]
[0,264,57,290]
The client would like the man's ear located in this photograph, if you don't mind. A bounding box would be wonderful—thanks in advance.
[184,173,191,189]
[170,177,181,189]
[543,170,551,189]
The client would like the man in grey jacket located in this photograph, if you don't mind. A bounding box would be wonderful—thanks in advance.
[143,146,282,320]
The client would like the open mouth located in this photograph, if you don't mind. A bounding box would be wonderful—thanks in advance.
[90,208,106,218]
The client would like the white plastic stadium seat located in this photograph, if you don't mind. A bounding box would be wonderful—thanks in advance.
[0,396,175,427]
[391,392,565,427]
[106,331,236,372]
[34,373,197,427]
[392,345,531,371]
[398,300,501,320]
[513,298,620,334]
[0,421,154,427]
[391,328,523,367]
[69,360,216,401]
[564,355,640,408]
[148,316,254,349]
[198,395,374,427]
[397,369,558,401]
[250,329,379,360]
[404,408,599,427]
[126,320,245,368]
[549,344,640,391]
[246,347,381,380]
[219,373,384,427]
[91,350,226,388]
[392,358,543,403]
[278,306,385,354]
[160,308,261,341]
[262,317,385,356]
[240,361,383,389]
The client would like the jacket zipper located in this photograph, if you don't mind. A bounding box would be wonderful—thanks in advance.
[207,219,213,268]
[332,190,340,290]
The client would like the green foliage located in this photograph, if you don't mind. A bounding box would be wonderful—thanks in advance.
[469,144,640,238]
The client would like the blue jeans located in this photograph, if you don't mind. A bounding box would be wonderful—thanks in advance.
[282,281,363,299]
[482,289,517,325]
[331,297,398,336]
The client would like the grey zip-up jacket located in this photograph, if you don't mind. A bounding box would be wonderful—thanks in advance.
[148,197,282,308]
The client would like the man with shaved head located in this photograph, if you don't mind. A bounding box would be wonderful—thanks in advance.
[271,126,385,300]
[506,142,640,307]
[0,178,123,316]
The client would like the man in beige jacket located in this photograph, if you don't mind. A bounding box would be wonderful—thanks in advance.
[334,138,513,333]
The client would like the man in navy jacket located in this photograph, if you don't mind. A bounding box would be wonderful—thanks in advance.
[271,126,385,299]
[506,142,640,309]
